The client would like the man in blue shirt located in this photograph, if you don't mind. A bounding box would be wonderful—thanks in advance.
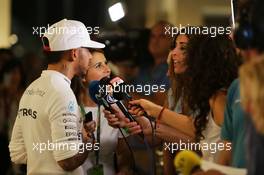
[218,1,264,174]
[220,79,247,167]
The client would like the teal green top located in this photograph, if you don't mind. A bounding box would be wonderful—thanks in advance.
[221,79,246,168]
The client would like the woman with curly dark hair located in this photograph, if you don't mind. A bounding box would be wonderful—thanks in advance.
[183,34,241,161]
[162,31,194,174]
[124,33,241,162]
[184,34,241,140]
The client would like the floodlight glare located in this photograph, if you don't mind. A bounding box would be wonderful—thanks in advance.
[108,2,125,22]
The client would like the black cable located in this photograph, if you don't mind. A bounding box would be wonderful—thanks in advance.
[118,127,136,175]
[146,116,156,175]
[118,117,156,175]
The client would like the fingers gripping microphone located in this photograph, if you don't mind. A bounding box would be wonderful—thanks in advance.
[108,77,137,122]
[174,150,201,175]
[101,77,144,138]
[89,76,144,138]
[109,77,149,117]
[89,77,137,123]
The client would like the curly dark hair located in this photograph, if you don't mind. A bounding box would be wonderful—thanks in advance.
[183,34,241,141]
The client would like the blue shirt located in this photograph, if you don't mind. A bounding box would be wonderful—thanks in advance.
[221,79,246,168]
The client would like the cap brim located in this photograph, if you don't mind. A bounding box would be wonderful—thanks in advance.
[83,40,105,49]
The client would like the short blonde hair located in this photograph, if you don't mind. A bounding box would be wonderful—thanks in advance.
[240,57,264,134]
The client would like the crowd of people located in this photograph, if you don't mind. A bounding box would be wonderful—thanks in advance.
[1,0,264,175]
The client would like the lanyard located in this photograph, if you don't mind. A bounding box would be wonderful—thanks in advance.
[95,105,101,165]
[80,104,86,118]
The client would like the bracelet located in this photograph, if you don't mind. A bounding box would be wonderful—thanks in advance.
[157,106,166,121]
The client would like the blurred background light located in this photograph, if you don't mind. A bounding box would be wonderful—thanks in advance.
[9,34,18,45]
[108,2,125,22]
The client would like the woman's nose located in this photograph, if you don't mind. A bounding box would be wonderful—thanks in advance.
[104,64,111,73]
[171,47,178,59]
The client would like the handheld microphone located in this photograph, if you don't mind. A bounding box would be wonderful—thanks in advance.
[108,77,137,122]
[109,77,149,118]
[174,150,201,175]
[88,79,136,122]
[109,77,132,101]
[89,77,144,138]
[101,76,145,137]
[174,150,248,175]
[88,80,116,112]
[84,111,93,123]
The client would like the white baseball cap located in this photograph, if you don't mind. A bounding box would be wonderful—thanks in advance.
[42,19,105,51]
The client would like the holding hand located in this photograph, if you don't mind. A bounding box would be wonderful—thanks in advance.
[82,120,96,142]
[103,105,143,135]
[128,99,162,118]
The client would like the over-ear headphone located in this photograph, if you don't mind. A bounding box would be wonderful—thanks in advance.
[233,0,254,49]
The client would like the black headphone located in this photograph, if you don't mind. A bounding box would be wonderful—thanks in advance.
[233,0,255,49]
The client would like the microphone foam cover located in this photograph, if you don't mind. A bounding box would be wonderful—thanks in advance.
[88,80,101,104]
[174,150,201,175]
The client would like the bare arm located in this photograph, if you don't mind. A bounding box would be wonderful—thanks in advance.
[124,115,194,146]
[158,109,195,137]
[57,146,89,171]
[129,99,195,137]
[156,122,195,142]
[209,91,227,126]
